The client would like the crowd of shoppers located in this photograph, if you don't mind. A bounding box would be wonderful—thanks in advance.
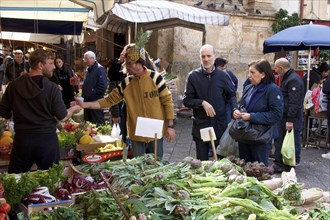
[0,41,329,173]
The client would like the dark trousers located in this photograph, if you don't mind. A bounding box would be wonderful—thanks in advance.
[194,138,219,161]
[274,108,303,168]
[84,108,105,125]
[327,102,330,144]
[239,142,271,166]
[9,132,60,174]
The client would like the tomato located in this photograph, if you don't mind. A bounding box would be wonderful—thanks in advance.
[0,213,6,220]
[0,203,10,214]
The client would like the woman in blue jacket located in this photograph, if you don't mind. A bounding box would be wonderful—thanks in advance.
[232,59,283,166]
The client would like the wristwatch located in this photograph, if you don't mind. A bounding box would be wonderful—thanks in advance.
[168,125,175,129]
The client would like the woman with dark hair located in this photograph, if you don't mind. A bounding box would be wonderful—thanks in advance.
[50,56,78,108]
[232,59,284,166]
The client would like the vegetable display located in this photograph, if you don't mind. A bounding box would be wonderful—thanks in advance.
[0,163,64,209]
[1,154,329,219]
[76,155,300,219]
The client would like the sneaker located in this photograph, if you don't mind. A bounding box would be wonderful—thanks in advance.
[322,152,330,160]
[295,162,301,167]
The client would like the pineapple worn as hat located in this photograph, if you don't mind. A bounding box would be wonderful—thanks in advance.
[127,46,146,62]
[126,31,151,62]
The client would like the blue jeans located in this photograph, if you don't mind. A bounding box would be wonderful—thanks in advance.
[131,138,164,159]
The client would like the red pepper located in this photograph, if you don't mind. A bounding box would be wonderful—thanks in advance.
[0,203,10,214]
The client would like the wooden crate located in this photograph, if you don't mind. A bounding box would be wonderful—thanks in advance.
[19,200,72,217]
[76,142,116,153]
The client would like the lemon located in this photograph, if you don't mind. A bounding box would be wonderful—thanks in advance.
[79,134,93,145]
[83,130,90,135]
[2,131,12,137]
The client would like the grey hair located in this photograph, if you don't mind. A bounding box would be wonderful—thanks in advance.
[200,44,215,54]
[84,51,96,60]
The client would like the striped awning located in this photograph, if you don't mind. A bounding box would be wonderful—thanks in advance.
[111,0,229,26]
[101,0,229,34]
[69,0,115,22]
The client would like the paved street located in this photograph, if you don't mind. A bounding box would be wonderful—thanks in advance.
[163,116,330,191]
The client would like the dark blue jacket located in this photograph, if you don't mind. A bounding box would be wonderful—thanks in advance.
[226,69,238,91]
[183,65,238,140]
[241,83,283,126]
[82,61,108,102]
[281,68,305,122]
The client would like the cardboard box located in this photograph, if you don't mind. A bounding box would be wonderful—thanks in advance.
[19,200,72,217]
[76,138,124,153]
[76,142,115,153]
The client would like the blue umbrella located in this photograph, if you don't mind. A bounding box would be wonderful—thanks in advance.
[263,23,330,91]
[263,23,330,53]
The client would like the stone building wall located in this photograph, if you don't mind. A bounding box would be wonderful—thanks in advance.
[153,0,277,104]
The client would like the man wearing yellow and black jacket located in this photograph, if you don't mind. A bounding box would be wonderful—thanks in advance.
[74,44,176,159]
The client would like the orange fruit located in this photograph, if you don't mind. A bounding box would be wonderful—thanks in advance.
[2,131,12,137]
[0,136,13,145]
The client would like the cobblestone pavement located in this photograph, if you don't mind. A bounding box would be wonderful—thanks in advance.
[163,117,330,191]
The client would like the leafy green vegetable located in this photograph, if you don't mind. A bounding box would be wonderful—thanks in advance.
[0,163,64,209]
[96,121,112,135]
[277,180,302,205]
[30,206,83,220]
[57,131,76,148]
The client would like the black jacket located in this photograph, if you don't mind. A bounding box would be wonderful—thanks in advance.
[281,68,305,123]
[50,65,78,108]
[183,65,238,140]
[0,74,67,133]
[82,61,108,102]
[323,75,330,100]
[303,67,322,94]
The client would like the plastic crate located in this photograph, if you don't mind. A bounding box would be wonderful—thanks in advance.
[19,200,72,217]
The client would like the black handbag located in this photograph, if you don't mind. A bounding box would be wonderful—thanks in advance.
[229,119,274,145]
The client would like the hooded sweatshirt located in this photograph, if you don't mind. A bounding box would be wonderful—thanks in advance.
[0,74,67,133]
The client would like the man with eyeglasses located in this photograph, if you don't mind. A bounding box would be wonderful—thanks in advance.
[4,49,30,84]
[81,51,108,125]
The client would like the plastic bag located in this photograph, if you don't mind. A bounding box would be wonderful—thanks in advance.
[281,130,295,166]
[217,121,239,157]
[111,123,121,139]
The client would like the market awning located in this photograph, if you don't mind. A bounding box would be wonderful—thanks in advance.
[69,0,115,22]
[0,31,62,44]
[99,0,229,34]
[0,0,89,35]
